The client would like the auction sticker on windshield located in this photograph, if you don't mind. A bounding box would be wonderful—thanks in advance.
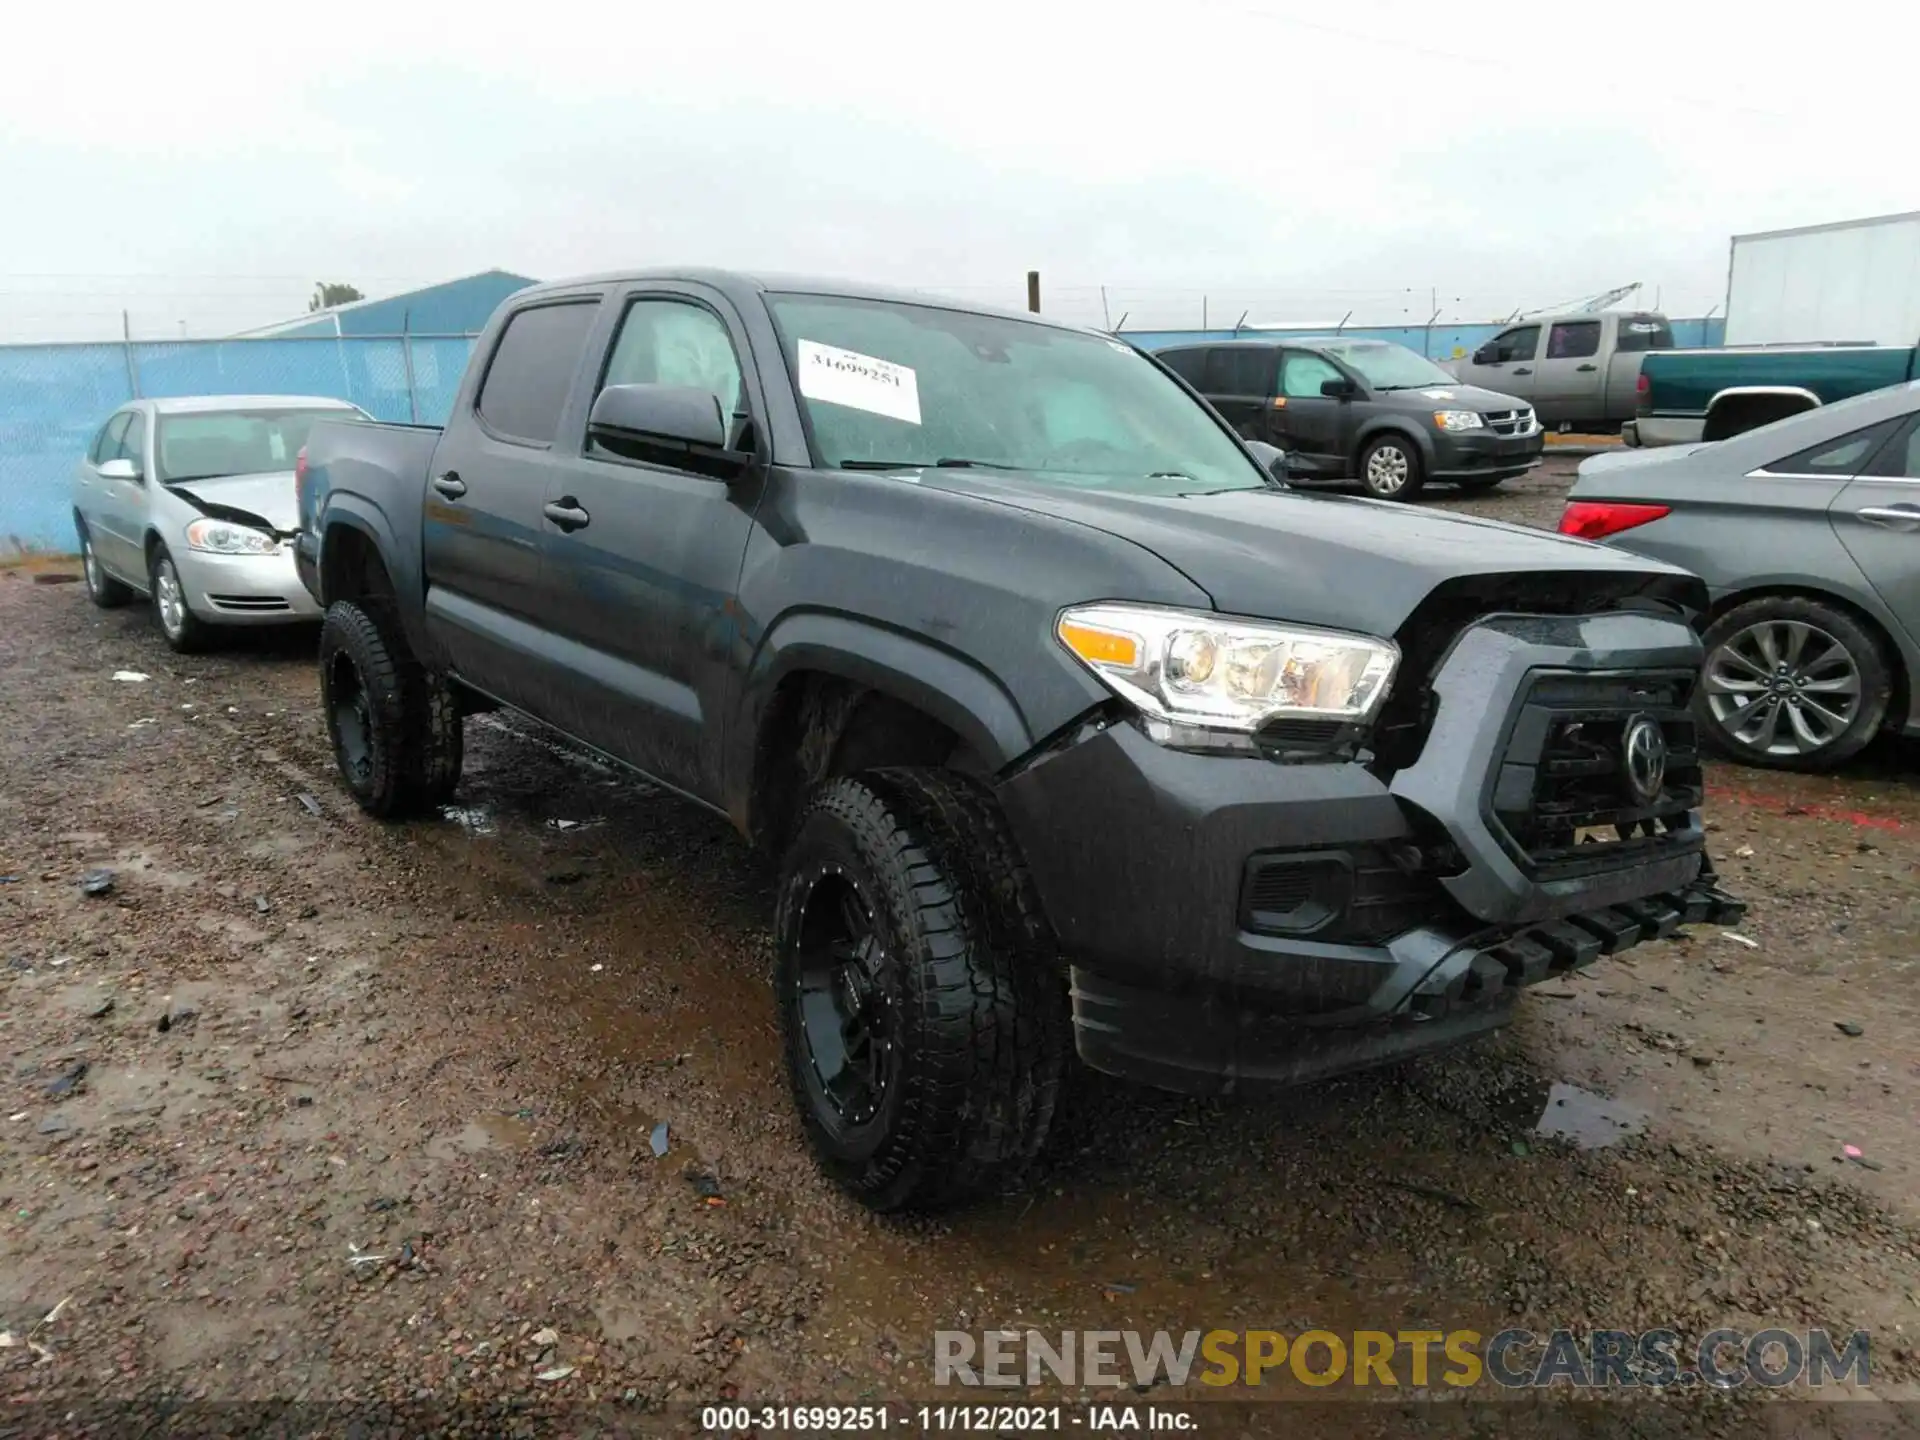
[797,340,921,425]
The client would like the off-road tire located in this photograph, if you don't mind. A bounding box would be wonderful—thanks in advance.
[775,769,1069,1212]
[149,545,212,653]
[318,599,464,817]
[77,523,132,608]
[1357,434,1426,500]
[1696,595,1892,772]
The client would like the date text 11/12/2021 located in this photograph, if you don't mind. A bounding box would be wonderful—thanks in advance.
[701,1405,1195,1432]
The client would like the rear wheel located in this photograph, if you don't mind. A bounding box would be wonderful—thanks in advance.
[1697,596,1891,771]
[78,525,131,608]
[1358,435,1425,500]
[775,769,1069,1212]
[318,599,464,817]
[149,547,211,653]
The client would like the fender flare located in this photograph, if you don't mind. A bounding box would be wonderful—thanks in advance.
[316,500,435,664]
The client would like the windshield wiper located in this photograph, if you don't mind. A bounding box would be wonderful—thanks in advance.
[840,457,1026,471]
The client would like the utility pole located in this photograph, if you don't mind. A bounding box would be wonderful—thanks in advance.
[1026,271,1041,314]
[121,310,141,398]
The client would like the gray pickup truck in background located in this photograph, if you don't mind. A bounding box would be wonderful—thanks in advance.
[1447,310,1675,432]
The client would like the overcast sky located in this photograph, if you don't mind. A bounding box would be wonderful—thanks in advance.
[2,0,1914,341]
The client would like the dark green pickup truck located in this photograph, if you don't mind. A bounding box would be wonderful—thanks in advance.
[1628,343,1920,447]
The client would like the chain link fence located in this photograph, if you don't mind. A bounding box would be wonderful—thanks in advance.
[1,334,478,554]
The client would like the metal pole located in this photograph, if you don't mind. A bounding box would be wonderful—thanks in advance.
[401,309,420,424]
[1202,295,1208,329]
[1099,286,1112,330]
[1026,271,1041,314]
[121,310,141,398]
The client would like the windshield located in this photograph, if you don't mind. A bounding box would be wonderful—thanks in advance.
[765,294,1269,494]
[156,408,357,484]
[1314,341,1456,390]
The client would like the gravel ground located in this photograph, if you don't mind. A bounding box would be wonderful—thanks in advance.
[3,460,1917,1430]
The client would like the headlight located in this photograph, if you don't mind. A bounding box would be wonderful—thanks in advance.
[185,518,279,555]
[1433,410,1485,432]
[1055,603,1398,735]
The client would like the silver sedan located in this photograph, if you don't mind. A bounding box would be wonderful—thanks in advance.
[71,395,366,652]
[1563,381,1920,770]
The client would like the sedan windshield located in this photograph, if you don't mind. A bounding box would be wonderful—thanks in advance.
[156,408,356,484]
[766,294,1269,495]
[1314,341,1456,390]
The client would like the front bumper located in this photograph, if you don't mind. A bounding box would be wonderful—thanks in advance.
[176,545,323,627]
[996,609,1744,1095]
[1430,427,1545,480]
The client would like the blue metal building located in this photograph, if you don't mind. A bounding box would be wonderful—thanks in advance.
[238,269,538,338]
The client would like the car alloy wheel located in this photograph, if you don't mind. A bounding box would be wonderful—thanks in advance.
[83,537,102,593]
[1703,618,1862,758]
[1364,443,1411,496]
[790,865,899,1131]
[154,557,187,640]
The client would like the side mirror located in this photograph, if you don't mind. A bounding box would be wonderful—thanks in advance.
[1244,440,1292,479]
[1471,346,1497,365]
[97,457,140,483]
[1319,376,1358,399]
[589,383,728,450]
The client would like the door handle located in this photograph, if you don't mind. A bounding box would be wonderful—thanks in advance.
[431,472,467,499]
[1513,367,1533,375]
[543,499,591,532]
[1576,363,1598,372]
[1855,505,1920,531]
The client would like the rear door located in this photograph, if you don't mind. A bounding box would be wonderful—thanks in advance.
[537,285,768,800]
[76,411,134,573]
[1202,347,1280,441]
[1533,319,1606,426]
[423,295,603,708]
[1272,349,1350,473]
[1462,324,1541,405]
[95,410,149,578]
[1830,413,1920,654]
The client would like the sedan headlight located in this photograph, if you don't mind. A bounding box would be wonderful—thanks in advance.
[1433,410,1485,432]
[185,518,279,555]
[1055,603,1398,736]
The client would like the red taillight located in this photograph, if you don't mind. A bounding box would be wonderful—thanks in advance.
[1635,371,1651,415]
[1558,501,1671,540]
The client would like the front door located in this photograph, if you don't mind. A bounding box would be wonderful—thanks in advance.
[422,296,603,709]
[1532,319,1607,427]
[1830,414,1920,658]
[1272,349,1351,475]
[1202,347,1280,442]
[1460,324,1541,405]
[538,288,766,801]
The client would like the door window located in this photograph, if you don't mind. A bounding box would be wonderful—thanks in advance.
[1158,349,1207,385]
[475,301,600,445]
[1867,416,1920,479]
[91,413,130,465]
[1769,418,1904,476]
[1546,321,1601,360]
[120,411,147,474]
[600,299,744,416]
[1487,326,1540,363]
[1280,352,1345,399]
[1202,347,1275,396]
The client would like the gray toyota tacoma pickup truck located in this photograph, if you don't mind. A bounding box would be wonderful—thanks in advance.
[294,269,1743,1212]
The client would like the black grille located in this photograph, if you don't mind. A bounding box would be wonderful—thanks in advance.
[207,594,293,612]
[1241,846,1451,943]
[1491,671,1704,879]
[1483,408,1535,435]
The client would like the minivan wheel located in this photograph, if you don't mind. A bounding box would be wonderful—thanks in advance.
[318,599,464,817]
[1358,435,1425,500]
[1697,596,1891,772]
[149,547,210,653]
[775,769,1068,1213]
[78,526,132,608]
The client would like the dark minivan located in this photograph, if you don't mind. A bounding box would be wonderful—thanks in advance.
[1156,338,1544,501]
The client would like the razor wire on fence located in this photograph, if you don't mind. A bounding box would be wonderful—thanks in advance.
[0,334,479,554]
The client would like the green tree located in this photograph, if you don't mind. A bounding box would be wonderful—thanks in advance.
[309,282,365,313]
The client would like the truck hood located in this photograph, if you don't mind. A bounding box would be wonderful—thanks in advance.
[166,471,298,535]
[915,472,1692,635]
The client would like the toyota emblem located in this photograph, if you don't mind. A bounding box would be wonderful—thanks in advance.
[1622,716,1668,804]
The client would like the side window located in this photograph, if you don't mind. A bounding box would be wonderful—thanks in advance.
[1868,416,1920,479]
[1546,322,1601,360]
[121,411,147,473]
[90,413,130,465]
[475,301,600,445]
[1769,418,1902,476]
[600,299,743,416]
[1203,348,1274,396]
[1158,349,1207,385]
[1280,352,1345,399]
[1615,316,1675,353]
[1490,326,1540,363]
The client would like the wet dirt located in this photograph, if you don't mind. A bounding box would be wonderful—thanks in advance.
[2,473,1918,1419]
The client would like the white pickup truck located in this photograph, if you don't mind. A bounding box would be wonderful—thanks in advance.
[1447,310,1675,432]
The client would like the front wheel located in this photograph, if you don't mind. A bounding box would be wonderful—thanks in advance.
[1357,435,1425,500]
[775,770,1069,1213]
[318,599,464,817]
[150,547,211,652]
[1696,596,1891,771]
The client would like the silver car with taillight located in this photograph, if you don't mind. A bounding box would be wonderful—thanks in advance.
[71,395,366,652]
